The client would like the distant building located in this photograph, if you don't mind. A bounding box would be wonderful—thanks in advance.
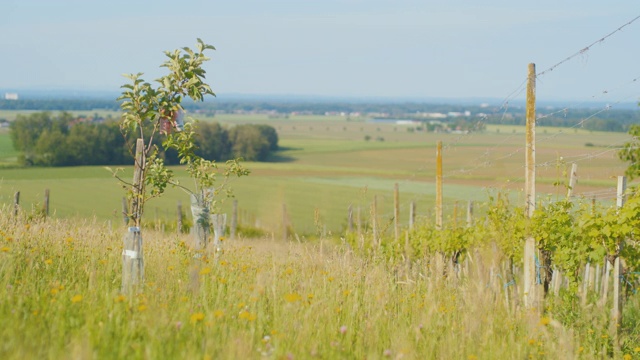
[4,93,18,100]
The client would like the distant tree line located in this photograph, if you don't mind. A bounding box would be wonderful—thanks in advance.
[3,98,639,133]
[9,112,278,166]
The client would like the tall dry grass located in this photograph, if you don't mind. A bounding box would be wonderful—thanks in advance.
[0,208,638,359]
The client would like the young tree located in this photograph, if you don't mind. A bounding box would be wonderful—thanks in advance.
[114,39,248,228]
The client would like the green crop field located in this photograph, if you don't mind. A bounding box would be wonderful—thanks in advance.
[0,113,633,235]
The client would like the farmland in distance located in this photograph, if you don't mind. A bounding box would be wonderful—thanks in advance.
[0,113,631,235]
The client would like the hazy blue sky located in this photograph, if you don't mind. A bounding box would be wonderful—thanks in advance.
[1,1,639,102]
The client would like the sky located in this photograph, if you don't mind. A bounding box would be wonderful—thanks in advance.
[1,0,640,103]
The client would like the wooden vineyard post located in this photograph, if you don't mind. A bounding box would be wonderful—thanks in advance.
[43,189,50,218]
[466,200,473,228]
[394,183,400,242]
[13,191,20,217]
[409,201,416,230]
[435,141,443,230]
[347,204,353,233]
[567,163,578,198]
[612,176,627,331]
[523,62,539,309]
[177,201,183,234]
[231,199,238,240]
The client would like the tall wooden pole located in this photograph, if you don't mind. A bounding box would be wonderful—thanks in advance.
[466,200,473,228]
[612,176,627,331]
[523,63,538,309]
[435,141,443,230]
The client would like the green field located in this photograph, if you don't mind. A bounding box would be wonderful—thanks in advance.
[0,114,633,235]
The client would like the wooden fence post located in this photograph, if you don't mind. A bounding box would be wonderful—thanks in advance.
[466,200,473,228]
[43,189,50,217]
[13,191,20,217]
[523,62,539,309]
[347,204,353,233]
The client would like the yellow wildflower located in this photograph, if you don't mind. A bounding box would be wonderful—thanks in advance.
[190,312,205,324]
[213,310,224,318]
[44,259,53,265]
[284,293,302,303]
[71,295,83,303]
[199,267,211,275]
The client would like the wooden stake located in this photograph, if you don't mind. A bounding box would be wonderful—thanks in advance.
[582,263,590,306]
[347,204,353,233]
[523,62,538,309]
[409,201,416,229]
[282,203,288,241]
[394,183,400,242]
[43,189,50,217]
[13,191,20,217]
[466,200,473,228]
[567,163,578,199]
[612,176,627,331]
[435,141,443,230]
[177,200,183,234]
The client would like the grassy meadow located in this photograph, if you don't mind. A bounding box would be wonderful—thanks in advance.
[1,113,640,359]
[2,212,640,359]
